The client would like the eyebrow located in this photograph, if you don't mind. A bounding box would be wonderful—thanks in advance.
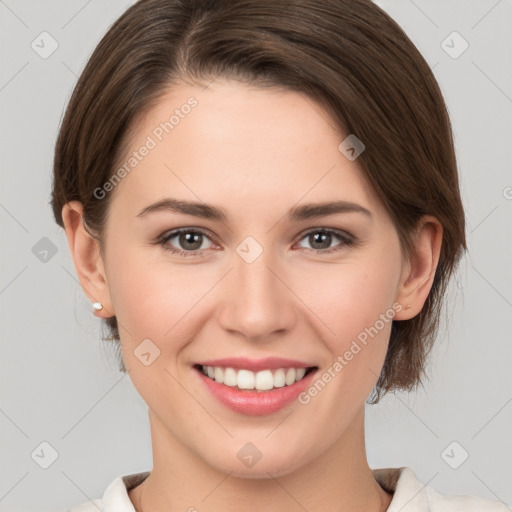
[136,198,372,222]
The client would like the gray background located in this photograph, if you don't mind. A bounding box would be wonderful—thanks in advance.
[1,0,511,510]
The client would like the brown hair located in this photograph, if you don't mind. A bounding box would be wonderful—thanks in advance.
[50,0,466,403]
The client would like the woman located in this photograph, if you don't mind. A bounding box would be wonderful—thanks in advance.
[51,0,507,510]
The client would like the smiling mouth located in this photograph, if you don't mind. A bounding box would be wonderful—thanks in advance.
[193,364,318,392]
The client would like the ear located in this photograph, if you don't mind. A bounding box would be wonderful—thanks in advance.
[393,215,443,321]
[61,201,114,318]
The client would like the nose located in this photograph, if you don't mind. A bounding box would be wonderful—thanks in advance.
[217,246,297,342]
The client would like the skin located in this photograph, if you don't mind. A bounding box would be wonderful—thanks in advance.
[63,78,442,512]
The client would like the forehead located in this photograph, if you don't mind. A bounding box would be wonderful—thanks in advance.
[108,79,383,220]
[132,78,343,156]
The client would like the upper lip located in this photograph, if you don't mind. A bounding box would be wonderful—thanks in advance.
[195,357,317,372]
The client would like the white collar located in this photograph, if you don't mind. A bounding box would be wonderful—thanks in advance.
[92,466,505,512]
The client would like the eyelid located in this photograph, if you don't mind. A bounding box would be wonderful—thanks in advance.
[157,225,357,257]
[295,226,354,243]
[157,226,217,247]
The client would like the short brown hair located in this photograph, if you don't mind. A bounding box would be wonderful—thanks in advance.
[51,0,466,403]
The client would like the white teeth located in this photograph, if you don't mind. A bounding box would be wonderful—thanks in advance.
[295,368,306,381]
[223,367,238,387]
[273,368,286,388]
[200,365,312,390]
[285,368,296,385]
[214,367,224,383]
[237,369,255,389]
[255,370,274,390]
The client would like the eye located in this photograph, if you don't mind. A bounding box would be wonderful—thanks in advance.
[157,227,356,257]
[295,228,355,254]
[158,228,215,256]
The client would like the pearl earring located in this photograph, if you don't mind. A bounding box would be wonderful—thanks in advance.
[92,302,103,311]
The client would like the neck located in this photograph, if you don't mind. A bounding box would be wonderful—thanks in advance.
[130,407,393,512]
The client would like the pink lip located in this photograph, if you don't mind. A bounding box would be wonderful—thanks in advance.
[193,366,318,416]
[195,356,314,372]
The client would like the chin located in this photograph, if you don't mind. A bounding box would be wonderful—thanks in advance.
[205,447,306,480]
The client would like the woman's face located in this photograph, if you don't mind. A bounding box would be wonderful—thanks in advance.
[99,78,409,477]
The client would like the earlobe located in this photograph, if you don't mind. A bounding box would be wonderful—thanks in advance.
[61,201,113,317]
[394,215,443,321]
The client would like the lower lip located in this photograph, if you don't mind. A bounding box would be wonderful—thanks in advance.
[194,367,317,416]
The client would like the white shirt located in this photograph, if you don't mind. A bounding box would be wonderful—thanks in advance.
[67,467,509,511]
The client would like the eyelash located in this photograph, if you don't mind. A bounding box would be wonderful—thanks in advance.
[156,227,356,257]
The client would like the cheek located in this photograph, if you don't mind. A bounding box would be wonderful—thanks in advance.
[303,251,401,361]
[105,247,207,359]
[312,257,399,336]
[292,262,400,419]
